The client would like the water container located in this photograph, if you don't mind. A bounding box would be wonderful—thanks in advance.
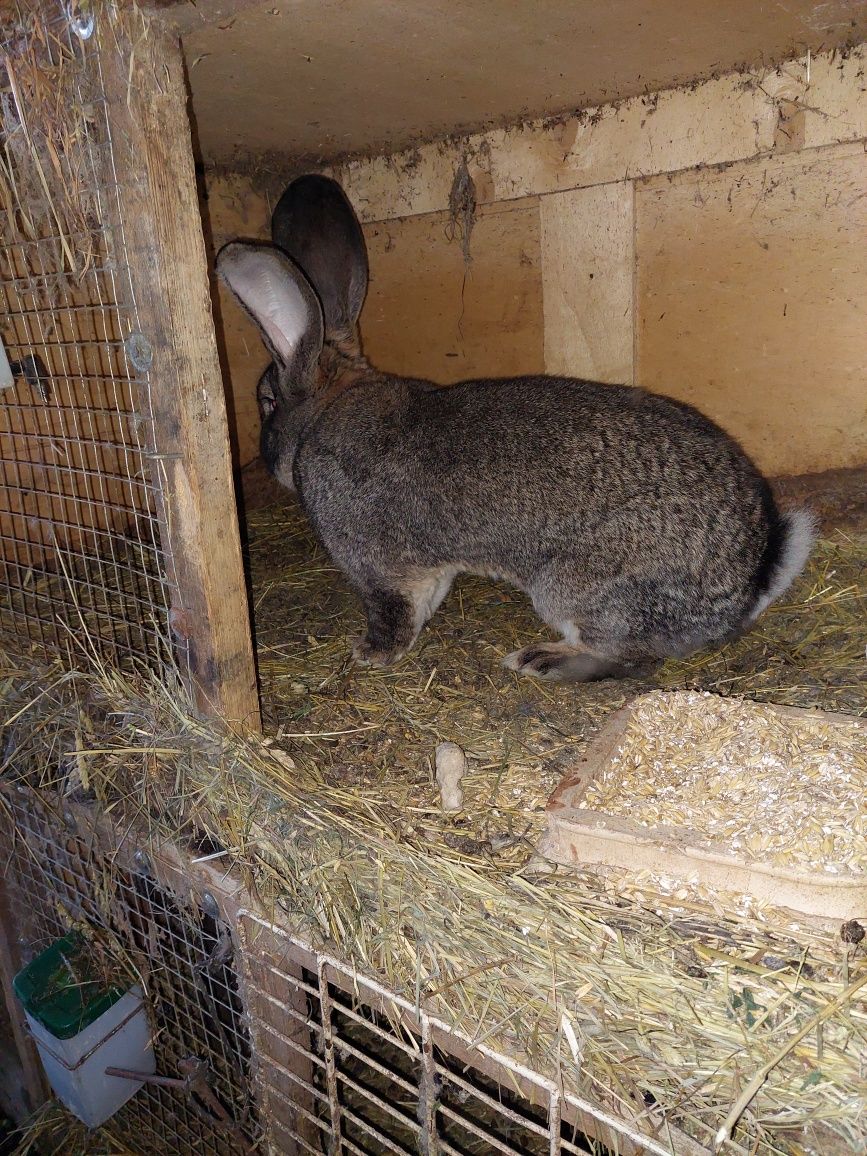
[13,932,155,1127]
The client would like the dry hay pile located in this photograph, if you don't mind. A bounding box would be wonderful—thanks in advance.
[0,0,152,290]
[247,498,866,872]
[0,485,864,1152]
[2,617,867,1154]
[9,1101,140,1156]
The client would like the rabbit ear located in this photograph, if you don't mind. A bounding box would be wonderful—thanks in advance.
[217,242,324,387]
[271,174,369,342]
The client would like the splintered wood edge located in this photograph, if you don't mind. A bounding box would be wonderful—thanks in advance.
[546,704,635,812]
[540,694,867,923]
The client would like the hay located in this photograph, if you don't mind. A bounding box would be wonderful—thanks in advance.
[2,617,867,1154]
[247,499,866,870]
[0,1,151,293]
[1,486,864,1151]
[0,2,858,1150]
[8,1100,140,1155]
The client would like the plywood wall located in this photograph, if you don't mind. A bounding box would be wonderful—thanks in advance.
[205,45,867,477]
[636,143,867,474]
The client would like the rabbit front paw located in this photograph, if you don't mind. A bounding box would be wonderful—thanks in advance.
[351,635,404,668]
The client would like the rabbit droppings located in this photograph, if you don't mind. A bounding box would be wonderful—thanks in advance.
[218,175,815,683]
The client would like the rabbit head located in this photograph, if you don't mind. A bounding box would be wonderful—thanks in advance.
[216,175,370,489]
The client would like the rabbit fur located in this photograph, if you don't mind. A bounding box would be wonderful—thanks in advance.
[217,175,815,682]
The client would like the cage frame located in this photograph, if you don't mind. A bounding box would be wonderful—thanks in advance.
[0,1,259,730]
[1,5,865,1156]
[0,782,712,1155]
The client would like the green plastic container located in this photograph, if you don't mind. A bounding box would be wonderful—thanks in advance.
[13,931,154,1127]
[12,932,125,1040]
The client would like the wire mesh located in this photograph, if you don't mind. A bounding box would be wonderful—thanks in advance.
[0,785,259,1154]
[0,4,182,676]
[0,779,688,1156]
[240,917,680,1156]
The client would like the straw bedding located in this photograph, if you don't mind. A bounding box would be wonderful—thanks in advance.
[1,2,865,1147]
[247,497,865,877]
[2,509,865,1154]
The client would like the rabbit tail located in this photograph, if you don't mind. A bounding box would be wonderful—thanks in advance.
[748,508,816,620]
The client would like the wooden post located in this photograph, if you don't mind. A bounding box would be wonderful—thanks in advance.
[99,16,260,731]
[0,874,49,1119]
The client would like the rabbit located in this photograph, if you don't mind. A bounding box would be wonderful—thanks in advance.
[217,174,815,682]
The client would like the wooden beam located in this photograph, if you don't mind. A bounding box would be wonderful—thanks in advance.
[142,0,266,36]
[0,876,49,1119]
[100,19,260,730]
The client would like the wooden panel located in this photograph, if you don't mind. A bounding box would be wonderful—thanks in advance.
[331,45,866,223]
[333,67,774,221]
[182,0,867,169]
[488,70,775,203]
[0,875,48,1120]
[360,198,544,384]
[804,47,867,148]
[540,183,634,383]
[635,142,867,477]
[104,34,260,729]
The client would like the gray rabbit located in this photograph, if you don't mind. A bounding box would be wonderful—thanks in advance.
[217,175,814,681]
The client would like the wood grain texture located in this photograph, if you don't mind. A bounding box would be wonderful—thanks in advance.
[635,142,867,476]
[540,183,634,383]
[330,47,865,223]
[360,198,544,385]
[104,31,260,729]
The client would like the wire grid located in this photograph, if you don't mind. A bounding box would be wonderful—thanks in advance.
[0,6,182,676]
[240,917,680,1156]
[0,785,259,1155]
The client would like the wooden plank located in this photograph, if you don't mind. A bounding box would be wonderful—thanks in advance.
[360,198,544,385]
[803,47,867,148]
[100,26,260,729]
[540,183,634,383]
[0,872,49,1119]
[635,141,867,476]
[329,45,866,224]
[143,0,265,34]
[332,65,775,222]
